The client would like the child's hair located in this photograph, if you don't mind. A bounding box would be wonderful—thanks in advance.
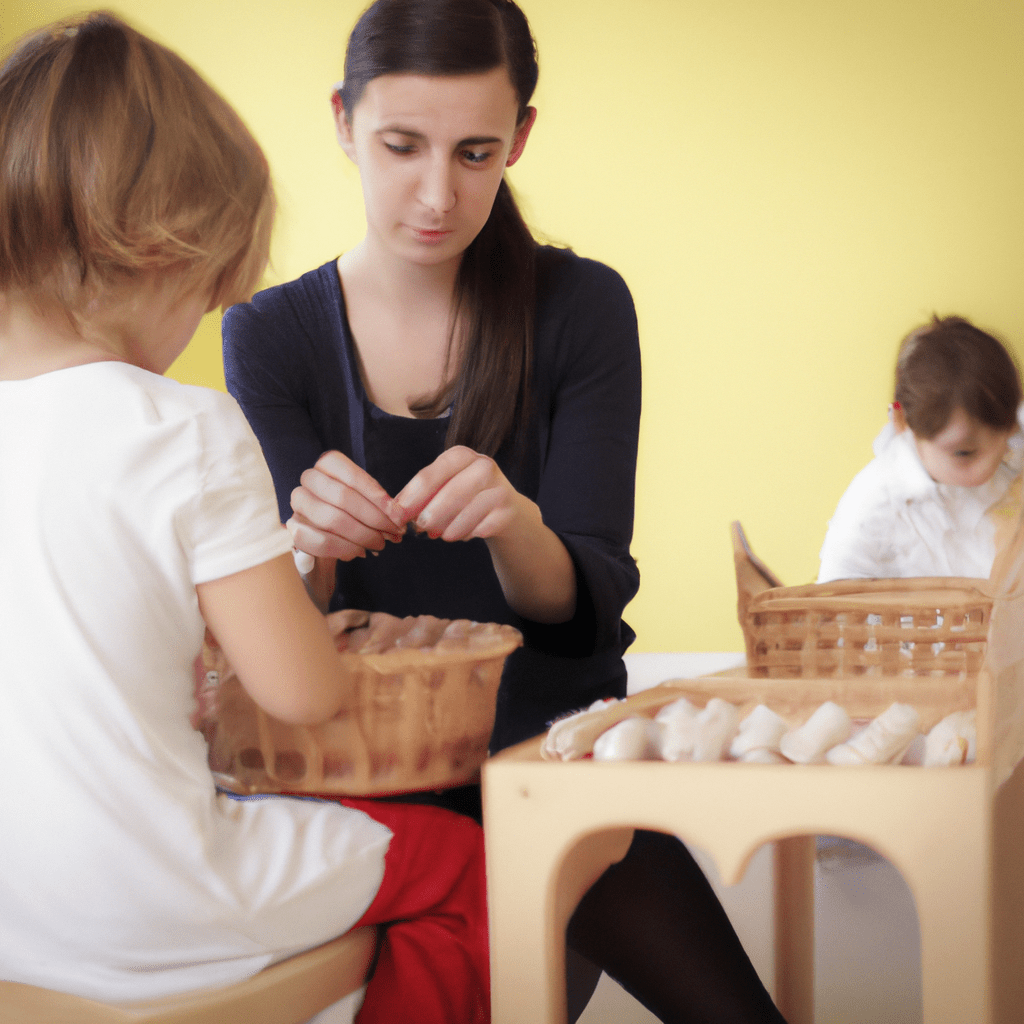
[339,0,539,457]
[894,315,1022,438]
[0,11,273,312]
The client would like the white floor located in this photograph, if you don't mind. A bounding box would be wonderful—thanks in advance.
[572,654,924,1024]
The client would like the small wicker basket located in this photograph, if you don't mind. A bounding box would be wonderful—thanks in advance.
[195,610,522,797]
[732,522,993,679]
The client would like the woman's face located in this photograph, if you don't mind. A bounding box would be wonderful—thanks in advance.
[334,68,535,270]
[913,406,1013,488]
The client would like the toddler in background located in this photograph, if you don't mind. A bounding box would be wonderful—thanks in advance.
[0,14,487,1024]
[818,315,1023,583]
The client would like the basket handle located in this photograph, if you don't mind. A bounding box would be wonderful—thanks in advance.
[731,521,784,625]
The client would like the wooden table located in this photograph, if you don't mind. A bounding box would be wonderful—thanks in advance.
[483,674,1024,1024]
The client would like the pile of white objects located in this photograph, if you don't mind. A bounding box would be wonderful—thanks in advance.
[542,696,976,768]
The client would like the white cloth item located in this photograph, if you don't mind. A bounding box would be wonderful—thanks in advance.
[592,717,662,760]
[0,363,391,1003]
[818,411,1024,582]
[824,702,921,765]
[779,701,852,764]
[655,697,700,762]
[691,697,740,762]
[729,704,789,759]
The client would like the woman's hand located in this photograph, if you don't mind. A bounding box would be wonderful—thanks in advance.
[288,450,405,561]
[395,446,577,623]
[393,445,522,542]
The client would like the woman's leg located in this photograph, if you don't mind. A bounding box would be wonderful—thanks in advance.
[340,798,489,1024]
[565,947,603,1022]
[567,829,788,1024]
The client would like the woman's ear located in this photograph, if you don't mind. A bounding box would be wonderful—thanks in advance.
[331,88,357,160]
[506,106,537,167]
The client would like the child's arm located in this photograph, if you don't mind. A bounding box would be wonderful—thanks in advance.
[196,554,353,725]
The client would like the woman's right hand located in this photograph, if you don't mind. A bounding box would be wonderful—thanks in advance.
[287,450,405,561]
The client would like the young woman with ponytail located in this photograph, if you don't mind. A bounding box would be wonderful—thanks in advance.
[223,2,788,1021]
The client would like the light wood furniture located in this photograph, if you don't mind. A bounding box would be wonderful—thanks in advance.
[0,926,377,1024]
[483,520,1024,1024]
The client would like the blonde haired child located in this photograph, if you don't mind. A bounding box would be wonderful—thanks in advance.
[819,315,1023,583]
[0,14,487,1023]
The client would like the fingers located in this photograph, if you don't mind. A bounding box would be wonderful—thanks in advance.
[394,445,478,521]
[395,446,517,542]
[287,511,371,562]
[289,451,404,561]
[311,451,404,530]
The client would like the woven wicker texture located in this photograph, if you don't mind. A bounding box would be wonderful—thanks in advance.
[732,522,993,679]
[196,610,521,796]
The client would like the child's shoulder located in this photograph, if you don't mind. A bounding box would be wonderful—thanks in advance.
[50,363,255,455]
[843,425,935,507]
[826,431,926,541]
[835,439,906,511]
[818,448,901,583]
[142,365,238,408]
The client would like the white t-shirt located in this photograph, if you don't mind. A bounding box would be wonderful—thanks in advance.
[0,363,391,1003]
[818,416,1024,583]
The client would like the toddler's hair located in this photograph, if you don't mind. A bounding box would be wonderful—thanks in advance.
[895,315,1021,439]
[0,11,273,311]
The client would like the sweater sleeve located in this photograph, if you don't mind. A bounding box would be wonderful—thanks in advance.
[524,253,641,655]
[222,268,345,526]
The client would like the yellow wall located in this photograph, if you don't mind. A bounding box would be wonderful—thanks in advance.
[6,0,1024,652]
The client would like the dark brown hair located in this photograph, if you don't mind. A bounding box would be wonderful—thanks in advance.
[0,11,273,312]
[339,0,538,456]
[895,315,1021,438]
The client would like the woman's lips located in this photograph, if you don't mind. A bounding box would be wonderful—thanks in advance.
[409,226,453,244]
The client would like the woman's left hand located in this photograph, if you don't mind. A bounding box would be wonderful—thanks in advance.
[393,445,523,541]
[395,446,577,623]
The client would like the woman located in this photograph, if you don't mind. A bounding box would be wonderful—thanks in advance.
[224,1,787,1020]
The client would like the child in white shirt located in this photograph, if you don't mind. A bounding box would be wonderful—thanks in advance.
[0,14,487,1024]
[819,315,1023,583]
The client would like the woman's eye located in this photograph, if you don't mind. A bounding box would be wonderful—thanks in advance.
[384,142,415,155]
[461,149,491,165]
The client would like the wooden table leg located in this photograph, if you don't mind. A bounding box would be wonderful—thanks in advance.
[774,835,816,1024]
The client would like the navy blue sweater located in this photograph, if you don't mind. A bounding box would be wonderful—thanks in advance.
[223,246,641,750]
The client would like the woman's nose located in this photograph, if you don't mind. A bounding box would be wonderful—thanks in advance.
[417,157,456,214]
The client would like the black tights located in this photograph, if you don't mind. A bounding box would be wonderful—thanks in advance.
[566,829,789,1024]
[386,788,787,1023]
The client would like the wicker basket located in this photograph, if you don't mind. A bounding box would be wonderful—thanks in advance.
[732,522,993,679]
[195,610,522,796]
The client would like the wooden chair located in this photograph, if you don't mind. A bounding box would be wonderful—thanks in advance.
[0,926,377,1024]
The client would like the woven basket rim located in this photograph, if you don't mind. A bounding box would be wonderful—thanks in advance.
[339,634,522,669]
[748,594,992,615]
[748,583,993,614]
[759,576,993,599]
